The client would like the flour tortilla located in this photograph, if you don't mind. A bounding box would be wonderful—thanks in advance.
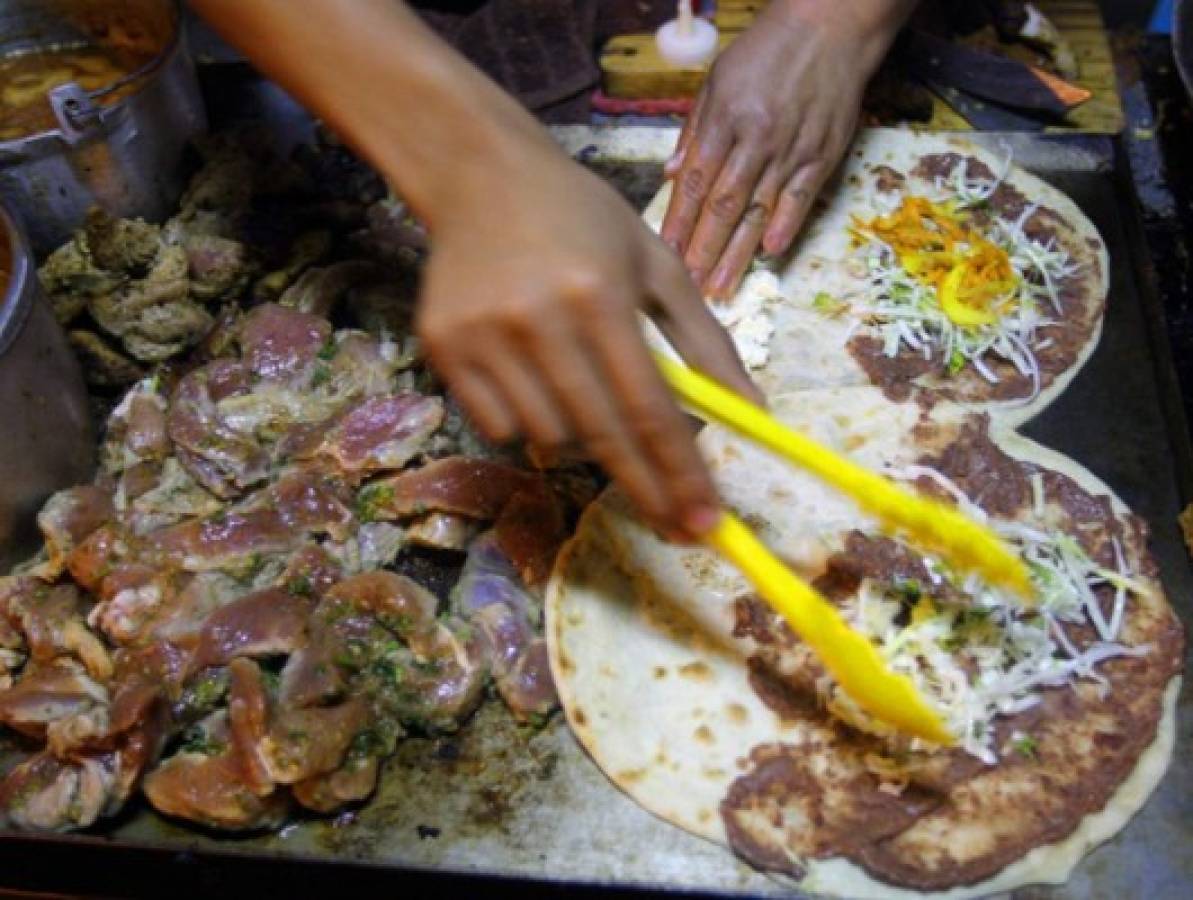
[546,387,1181,897]
[643,130,1108,428]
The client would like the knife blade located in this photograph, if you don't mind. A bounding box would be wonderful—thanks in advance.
[902,29,1089,116]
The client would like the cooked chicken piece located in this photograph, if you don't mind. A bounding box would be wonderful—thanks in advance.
[122,458,223,535]
[277,545,343,599]
[358,456,544,522]
[292,754,381,813]
[191,588,313,672]
[309,392,444,478]
[278,260,386,318]
[142,712,289,831]
[38,238,120,325]
[83,208,160,274]
[149,465,355,574]
[453,535,558,721]
[184,234,254,302]
[406,512,478,551]
[88,565,175,645]
[167,360,269,498]
[0,752,116,832]
[0,658,108,742]
[90,244,212,362]
[1,579,112,680]
[237,302,332,383]
[227,658,372,791]
[139,572,242,649]
[29,485,114,580]
[253,230,332,302]
[67,330,144,389]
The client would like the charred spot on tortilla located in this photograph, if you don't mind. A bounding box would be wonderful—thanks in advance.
[678,660,713,681]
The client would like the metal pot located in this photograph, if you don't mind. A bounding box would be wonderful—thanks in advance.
[1176,0,1193,102]
[0,198,94,571]
[0,0,207,254]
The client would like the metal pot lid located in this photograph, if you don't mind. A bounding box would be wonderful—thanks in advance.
[1176,0,1193,102]
[0,199,33,358]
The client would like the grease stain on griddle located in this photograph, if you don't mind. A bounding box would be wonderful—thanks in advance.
[312,701,561,862]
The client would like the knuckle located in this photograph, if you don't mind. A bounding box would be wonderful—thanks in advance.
[629,407,675,447]
[480,417,517,443]
[708,191,743,222]
[783,181,814,205]
[739,106,776,137]
[557,268,607,310]
[493,293,550,339]
[742,202,769,226]
[680,167,709,201]
[415,315,451,355]
[581,431,625,468]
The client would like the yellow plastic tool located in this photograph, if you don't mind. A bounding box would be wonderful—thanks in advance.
[707,513,955,744]
[656,354,1033,598]
[655,353,1037,744]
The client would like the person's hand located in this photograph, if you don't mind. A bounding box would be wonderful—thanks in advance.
[661,0,913,299]
[416,139,761,539]
[190,0,760,538]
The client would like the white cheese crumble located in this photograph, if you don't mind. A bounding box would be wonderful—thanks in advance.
[711,268,781,371]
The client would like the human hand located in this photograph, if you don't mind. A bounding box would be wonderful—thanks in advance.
[661,0,913,298]
[416,140,761,539]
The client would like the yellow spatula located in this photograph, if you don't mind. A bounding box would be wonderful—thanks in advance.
[708,513,954,744]
[655,353,1036,744]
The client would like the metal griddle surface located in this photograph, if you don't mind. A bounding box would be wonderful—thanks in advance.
[1,127,1190,899]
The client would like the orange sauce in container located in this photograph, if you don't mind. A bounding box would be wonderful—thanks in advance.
[0,43,155,142]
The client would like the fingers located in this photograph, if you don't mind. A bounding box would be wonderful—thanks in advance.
[684,143,769,286]
[760,112,852,255]
[646,242,764,405]
[584,304,722,537]
[763,159,828,256]
[477,334,572,448]
[665,88,707,177]
[525,319,678,527]
[660,116,732,257]
[447,365,517,442]
[702,160,789,298]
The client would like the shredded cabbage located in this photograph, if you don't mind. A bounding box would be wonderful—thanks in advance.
[826,155,1081,405]
[827,465,1150,763]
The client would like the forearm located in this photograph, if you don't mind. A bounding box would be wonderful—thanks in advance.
[773,0,918,56]
[189,0,557,229]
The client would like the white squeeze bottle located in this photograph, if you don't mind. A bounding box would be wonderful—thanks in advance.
[656,0,718,67]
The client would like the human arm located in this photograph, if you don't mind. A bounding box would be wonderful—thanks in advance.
[661,0,918,298]
[189,0,760,536]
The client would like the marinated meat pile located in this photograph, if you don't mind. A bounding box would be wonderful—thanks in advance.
[2,134,585,833]
[38,129,424,391]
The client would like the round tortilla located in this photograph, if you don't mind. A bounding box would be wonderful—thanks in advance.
[642,130,1108,428]
[546,387,1182,897]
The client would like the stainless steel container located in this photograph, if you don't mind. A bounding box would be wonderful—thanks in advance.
[0,0,207,254]
[0,199,94,571]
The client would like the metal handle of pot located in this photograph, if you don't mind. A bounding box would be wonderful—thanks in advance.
[47,48,171,143]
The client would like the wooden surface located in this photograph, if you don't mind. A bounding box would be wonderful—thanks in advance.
[598,0,1124,134]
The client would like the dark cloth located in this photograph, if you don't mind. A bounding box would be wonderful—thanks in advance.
[416,0,600,116]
